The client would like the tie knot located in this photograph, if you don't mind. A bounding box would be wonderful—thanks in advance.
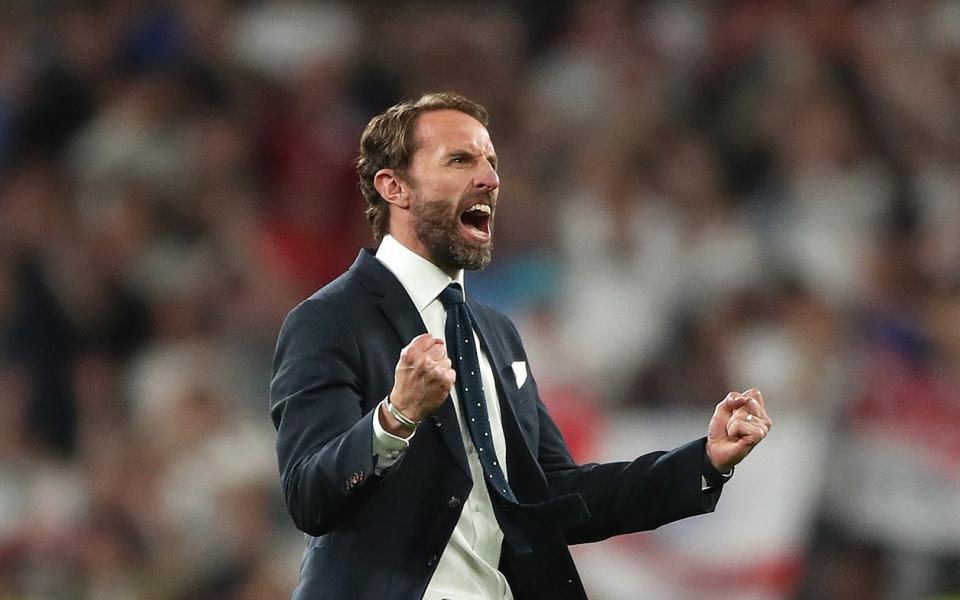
[438,283,465,308]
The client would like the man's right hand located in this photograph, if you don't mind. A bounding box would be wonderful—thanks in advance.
[380,334,456,436]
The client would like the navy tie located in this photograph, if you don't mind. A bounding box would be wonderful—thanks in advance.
[438,283,517,504]
[437,283,590,551]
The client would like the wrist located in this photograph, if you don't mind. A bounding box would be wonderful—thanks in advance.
[379,398,419,436]
[705,451,734,478]
[705,443,734,475]
[703,443,730,473]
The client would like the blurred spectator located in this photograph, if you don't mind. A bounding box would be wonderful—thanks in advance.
[1,1,959,598]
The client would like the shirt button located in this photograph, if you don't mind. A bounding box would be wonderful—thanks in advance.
[447,496,461,509]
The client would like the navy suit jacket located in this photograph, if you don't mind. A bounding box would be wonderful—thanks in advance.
[270,249,723,599]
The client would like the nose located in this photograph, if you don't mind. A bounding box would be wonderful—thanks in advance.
[474,159,500,191]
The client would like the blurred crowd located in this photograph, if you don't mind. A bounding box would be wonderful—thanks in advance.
[1,1,959,598]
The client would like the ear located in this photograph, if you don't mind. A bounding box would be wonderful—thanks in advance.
[373,169,410,209]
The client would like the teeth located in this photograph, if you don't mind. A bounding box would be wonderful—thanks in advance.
[467,204,491,214]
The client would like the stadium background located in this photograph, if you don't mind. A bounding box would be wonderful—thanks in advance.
[1,1,959,598]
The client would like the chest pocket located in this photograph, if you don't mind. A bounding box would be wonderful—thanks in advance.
[498,362,540,457]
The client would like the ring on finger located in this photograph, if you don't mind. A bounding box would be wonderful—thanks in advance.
[746,414,754,423]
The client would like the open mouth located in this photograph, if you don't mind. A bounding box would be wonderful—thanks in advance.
[459,202,493,241]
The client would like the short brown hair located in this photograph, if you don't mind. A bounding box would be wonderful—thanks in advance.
[356,92,490,244]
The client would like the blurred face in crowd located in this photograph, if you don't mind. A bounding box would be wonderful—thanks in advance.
[378,109,499,274]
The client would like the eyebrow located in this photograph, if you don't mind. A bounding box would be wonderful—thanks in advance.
[447,149,497,169]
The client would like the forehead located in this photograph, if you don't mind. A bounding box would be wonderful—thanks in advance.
[413,109,494,156]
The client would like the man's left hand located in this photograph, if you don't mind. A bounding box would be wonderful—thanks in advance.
[705,388,772,474]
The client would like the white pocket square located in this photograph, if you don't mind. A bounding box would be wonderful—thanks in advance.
[511,361,527,389]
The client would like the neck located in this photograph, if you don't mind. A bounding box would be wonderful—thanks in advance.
[385,232,461,279]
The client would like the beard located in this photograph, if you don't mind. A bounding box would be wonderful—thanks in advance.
[411,192,494,272]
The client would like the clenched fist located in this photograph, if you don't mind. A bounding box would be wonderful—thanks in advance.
[379,334,456,436]
[705,388,772,473]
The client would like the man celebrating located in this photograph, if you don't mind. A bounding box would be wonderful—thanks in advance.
[270,92,772,599]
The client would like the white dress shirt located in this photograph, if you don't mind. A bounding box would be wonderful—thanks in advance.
[373,234,514,600]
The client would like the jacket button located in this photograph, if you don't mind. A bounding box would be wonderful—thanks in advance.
[427,554,438,566]
[447,496,461,509]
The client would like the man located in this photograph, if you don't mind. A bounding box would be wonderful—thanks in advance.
[270,92,772,599]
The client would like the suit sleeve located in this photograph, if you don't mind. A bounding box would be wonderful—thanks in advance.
[501,321,722,544]
[538,400,720,544]
[270,299,384,536]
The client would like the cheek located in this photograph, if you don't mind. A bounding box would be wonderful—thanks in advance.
[414,170,470,199]
[416,188,460,214]
[412,195,456,226]
[426,180,463,203]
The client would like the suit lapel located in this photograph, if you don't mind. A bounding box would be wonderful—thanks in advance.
[350,250,470,478]
[350,250,425,346]
[468,300,539,460]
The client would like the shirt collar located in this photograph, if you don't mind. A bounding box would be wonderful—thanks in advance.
[375,234,465,312]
